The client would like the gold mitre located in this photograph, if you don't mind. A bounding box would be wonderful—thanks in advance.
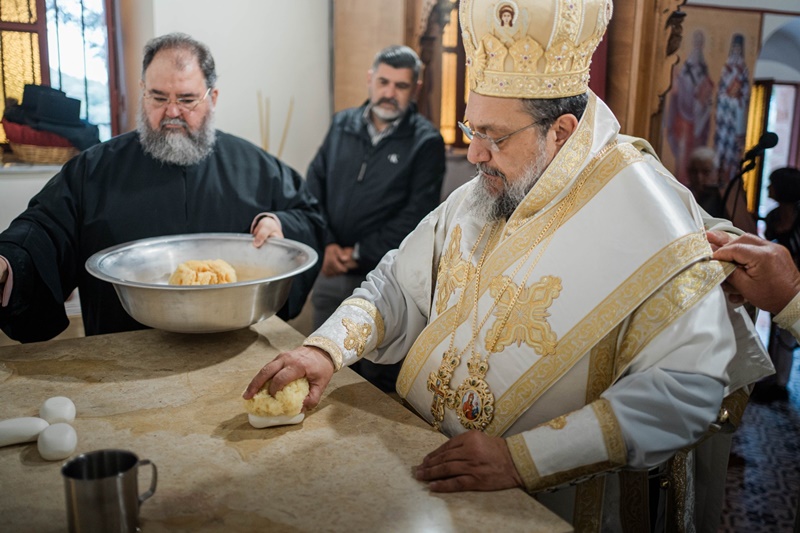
[459,0,613,99]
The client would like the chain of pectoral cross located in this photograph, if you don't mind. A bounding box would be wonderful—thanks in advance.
[427,168,591,430]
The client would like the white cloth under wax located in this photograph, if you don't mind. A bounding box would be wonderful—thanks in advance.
[305,91,772,524]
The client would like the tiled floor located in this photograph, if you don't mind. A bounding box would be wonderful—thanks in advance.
[720,356,800,532]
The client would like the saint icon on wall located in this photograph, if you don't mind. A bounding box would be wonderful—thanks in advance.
[665,30,714,185]
[714,33,751,185]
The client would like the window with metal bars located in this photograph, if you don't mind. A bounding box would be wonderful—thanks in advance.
[0,0,117,146]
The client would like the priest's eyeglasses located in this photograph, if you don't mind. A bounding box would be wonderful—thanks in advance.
[143,87,211,112]
[458,120,539,152]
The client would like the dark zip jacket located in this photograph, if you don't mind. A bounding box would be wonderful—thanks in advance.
[307,101,445,274]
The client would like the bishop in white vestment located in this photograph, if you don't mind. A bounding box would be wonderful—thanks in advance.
[246,0,773,529]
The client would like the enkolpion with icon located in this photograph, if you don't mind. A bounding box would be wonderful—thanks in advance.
[303,0,771,526]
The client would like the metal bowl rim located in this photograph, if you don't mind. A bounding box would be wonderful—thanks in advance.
[85,233,318,290]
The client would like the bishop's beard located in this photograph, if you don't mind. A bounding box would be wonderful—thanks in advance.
[467,136,550,222]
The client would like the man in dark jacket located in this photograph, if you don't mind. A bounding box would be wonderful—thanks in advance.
[307,45,446,392]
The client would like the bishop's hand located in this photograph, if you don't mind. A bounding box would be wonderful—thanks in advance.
[414,430,524,492]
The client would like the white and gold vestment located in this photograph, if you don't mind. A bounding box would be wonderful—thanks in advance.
[305,92,772,529]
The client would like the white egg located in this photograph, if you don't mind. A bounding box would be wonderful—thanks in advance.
[39,396,76,424]
[37,423,78,461]
[247,413,304,428]
[0,417,49,447]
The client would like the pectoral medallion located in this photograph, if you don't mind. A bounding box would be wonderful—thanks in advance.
[454,376,495,430]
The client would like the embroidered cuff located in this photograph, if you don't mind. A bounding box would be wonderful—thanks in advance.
[303,298,385,371]
[506,399,627,493]
[303,337,344,371]
[774,290,800,342]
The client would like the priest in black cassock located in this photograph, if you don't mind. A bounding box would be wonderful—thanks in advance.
[0,33,325,343]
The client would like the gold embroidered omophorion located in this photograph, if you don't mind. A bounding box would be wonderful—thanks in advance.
[427,168,589,431]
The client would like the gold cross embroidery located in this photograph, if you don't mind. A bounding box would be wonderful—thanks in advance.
[486,275,562,356]
[342,318,371,357]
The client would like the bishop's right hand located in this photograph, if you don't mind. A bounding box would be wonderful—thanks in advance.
[243,345,336,411]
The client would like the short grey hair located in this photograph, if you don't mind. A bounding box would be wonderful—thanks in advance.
[142,32,217,88]
[519,93,589,136]
[372,45,422,84]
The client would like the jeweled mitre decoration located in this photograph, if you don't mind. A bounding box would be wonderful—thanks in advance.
[459,0,613,99]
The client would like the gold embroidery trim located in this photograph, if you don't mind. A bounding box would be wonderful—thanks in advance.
[492,232,711,436]
[342,297,385,347]
[571,329,619,531]
[593,399,627,466]
[304,336,344,371]
[506,433,541,493]
[547,415,567,430]
[614,259,726,380]
[587,327,619,404]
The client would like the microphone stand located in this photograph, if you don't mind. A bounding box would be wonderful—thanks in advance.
[721,158,758,231]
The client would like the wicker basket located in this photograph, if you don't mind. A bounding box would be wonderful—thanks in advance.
[10,142,78,165]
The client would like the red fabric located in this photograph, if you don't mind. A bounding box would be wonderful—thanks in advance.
[2,118,74,147]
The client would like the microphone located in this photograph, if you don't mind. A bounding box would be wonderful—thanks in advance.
[742,131,778,162]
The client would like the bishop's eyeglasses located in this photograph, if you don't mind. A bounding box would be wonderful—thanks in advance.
[143,87,211,112]
[457,120,540,152]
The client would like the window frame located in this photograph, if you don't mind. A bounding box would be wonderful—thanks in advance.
[0,0,121,143]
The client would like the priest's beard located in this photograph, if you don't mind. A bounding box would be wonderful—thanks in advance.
[137,106,216,166]
[468,138,550,222]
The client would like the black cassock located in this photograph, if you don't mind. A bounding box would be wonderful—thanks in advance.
[0,130,325,342]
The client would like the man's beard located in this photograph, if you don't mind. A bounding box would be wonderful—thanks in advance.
[370,97,405,122]
[467,138,550,222]
[137,106,216,166]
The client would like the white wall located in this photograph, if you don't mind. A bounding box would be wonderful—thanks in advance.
[0,169,59,229]
[125,0,331,175]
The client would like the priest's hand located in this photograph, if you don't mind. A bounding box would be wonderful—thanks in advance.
[0,257,7,285]
[710,231,800,315]
[243,346,335,410]
[322,244,358,276]
[251,214,284,247]
[414,430,524,492]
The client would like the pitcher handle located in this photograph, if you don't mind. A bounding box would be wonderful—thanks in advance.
[138,459,158,504]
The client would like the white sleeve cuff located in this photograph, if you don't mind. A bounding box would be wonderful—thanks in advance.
[774,291,800,342]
